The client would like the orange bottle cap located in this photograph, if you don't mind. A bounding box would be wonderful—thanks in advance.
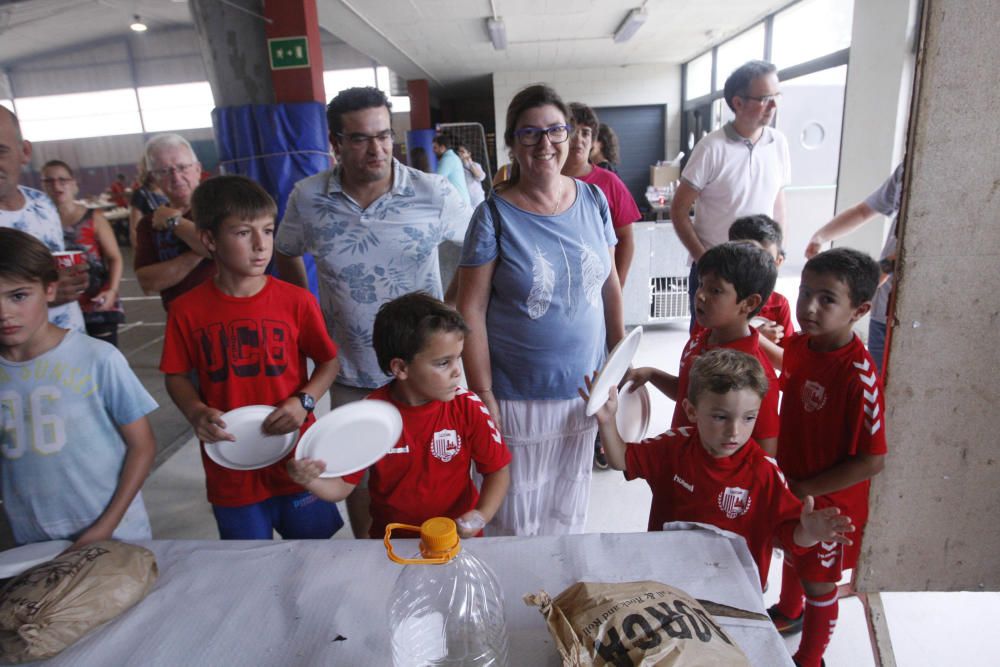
[384,517,462,565]
[419,517,461,560]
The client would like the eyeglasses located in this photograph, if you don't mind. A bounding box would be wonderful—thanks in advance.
[152,163,197,179]
[336,130,396,147]
[41,177,74,186]
[741,93,782,105]
[571,125,594,140]
[513,124,571,146]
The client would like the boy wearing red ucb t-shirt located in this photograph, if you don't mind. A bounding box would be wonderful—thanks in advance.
[160,176,343,540]
[582,348,854,590]
[288,292,511,539]
[769,248,888,667]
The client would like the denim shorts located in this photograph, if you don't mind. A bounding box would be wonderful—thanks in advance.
[212,491,344,540]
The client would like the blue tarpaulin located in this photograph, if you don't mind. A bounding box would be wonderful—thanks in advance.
[212,102,331,297]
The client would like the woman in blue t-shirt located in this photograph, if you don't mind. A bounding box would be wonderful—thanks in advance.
[457,84,625,536]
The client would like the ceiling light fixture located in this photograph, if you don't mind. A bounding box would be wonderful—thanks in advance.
[486,17,507,50]
[613,7,647,44]
[129,15,148,32]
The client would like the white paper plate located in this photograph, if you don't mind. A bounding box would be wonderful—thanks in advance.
[204,405,298,471]
[586,326,644,417]
[0,540,72,579]
[295,400,403,478]
[749,316,769,328]
[616,381,651,443]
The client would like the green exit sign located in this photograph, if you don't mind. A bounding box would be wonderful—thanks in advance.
[268,36,310,70]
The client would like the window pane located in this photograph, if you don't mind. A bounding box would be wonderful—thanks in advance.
[137,81,214,132]
[772,0,854,70]
[15,89,142,141]
[323,68,377,97]
[716,24,765,86]
[685,51,713,101]
[376,66,411,113]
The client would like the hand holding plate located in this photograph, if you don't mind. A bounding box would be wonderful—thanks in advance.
[287,457,327,486]
[262,397,306,435]
[192,406,234,443]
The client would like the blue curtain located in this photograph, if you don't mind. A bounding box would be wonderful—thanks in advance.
[213,102,330,297]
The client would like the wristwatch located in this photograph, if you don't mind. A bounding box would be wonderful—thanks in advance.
[297,392,316,412]
[166,214,181,230]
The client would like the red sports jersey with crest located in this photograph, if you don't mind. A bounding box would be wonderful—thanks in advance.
[625,427,803,586]
[777,332,887,536]
[160,277,338,507]
[671,328,780,440]
[343,386,511,538]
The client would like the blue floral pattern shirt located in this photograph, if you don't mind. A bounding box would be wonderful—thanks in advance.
[0,186,85,333]
[276,160,473,388]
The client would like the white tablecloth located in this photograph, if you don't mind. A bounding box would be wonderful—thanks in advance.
[32,525,793,666]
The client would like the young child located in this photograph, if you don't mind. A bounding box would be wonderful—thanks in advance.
[768,247,888,667]
[287,292,512,539]
[630,241,781,454]
[0,228,156,547]
[160,175,343,540]
[693,215,793,348]
[582,348,853,589]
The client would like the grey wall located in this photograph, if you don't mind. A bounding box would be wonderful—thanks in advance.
[855,0,1000,593]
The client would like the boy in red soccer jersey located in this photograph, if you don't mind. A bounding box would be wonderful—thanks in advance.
[768,247,887,667]
[582,348,854,590]
[692,215,793,345]
[629,241,781,455]
[160,175,344,540]
[287,292,511,539]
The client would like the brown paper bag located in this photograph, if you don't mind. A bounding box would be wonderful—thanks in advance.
[0,541,158,663]
[525,580,750,666]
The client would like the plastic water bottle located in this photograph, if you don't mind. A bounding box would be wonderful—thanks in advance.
[385,517,509,666]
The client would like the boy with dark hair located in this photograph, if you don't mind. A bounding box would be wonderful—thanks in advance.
[768,247,887,667]
[582,348,854,588]
[160,175,344,540]
[0,228,157,547]
[288,292,512,538]
[630,241,781,454]
[693,214,793,348]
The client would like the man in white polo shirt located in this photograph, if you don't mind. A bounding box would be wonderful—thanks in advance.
[670,60,791,329]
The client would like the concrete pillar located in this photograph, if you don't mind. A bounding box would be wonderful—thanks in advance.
[834,0,921,256]
[407,79,431,130]
[189,0,274,107]
[264,0,326,104]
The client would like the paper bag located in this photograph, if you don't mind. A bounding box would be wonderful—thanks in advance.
[525,580,750,666]
[0,541,157,663]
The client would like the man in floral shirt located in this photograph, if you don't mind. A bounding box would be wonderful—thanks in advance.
[275,87,472,537]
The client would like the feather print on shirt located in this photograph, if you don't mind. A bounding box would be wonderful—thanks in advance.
[560,238,576,319]
[526,245,555,319]
[580,238,604,308]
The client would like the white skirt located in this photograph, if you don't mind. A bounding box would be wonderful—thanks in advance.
[486,398,597,536]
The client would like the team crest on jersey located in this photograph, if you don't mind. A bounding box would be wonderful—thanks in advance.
[801,380,828,412]
[430,429,461,463]
[717,487,752,519]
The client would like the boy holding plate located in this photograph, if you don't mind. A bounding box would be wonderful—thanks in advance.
[288,292,511,539]
[160,176,343,540]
